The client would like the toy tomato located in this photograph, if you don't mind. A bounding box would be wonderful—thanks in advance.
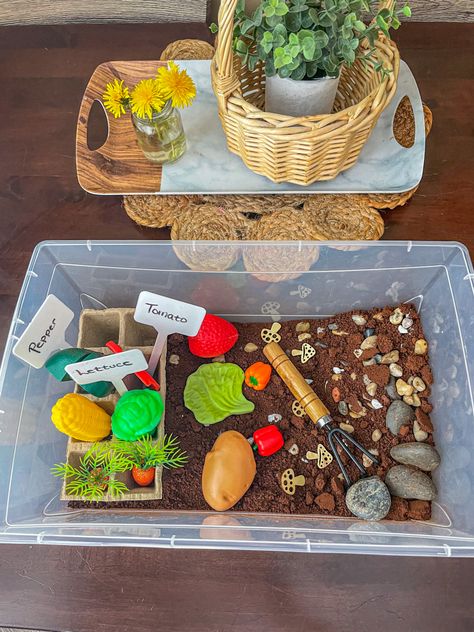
[245,362,272,391]
[132,466,155,487]
[253,425,284,457]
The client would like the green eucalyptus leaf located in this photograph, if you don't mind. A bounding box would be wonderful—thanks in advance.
[235,39,248,54]
[252,4,264,25]
[279,64,293,78]
[240,19,255,35]
[265,57,276,76]
[403,5,412,17]
[285,11,302,32]
[184,363,255,426]
[291,61,307,80]
[306,60,320,78]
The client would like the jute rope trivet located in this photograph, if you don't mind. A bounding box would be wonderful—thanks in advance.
[123,39,433,274]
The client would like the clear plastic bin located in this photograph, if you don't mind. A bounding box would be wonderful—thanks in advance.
[0,240,473,556]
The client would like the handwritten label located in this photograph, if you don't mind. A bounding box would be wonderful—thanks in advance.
[13,295,74,369]
[135,291,206,374]
[65,349,148,395]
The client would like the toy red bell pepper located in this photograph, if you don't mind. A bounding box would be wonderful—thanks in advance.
[253,425,284,457]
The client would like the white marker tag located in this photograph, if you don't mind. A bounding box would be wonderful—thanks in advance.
[65,349,148,396]
[135,291,206,374]
[13,295,74,369]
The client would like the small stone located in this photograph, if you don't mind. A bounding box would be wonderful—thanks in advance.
[298,332,312,342]
[362,374,372,386]
[373,312,384,321]
[353,348,363,358]
[288,443,299,456]
[389,308,404,325]
[385,376,401,400]
[415,339,428,355]
[362,449,379,468]
[381,350,399,365]
[402,317,413,329]
[306,451,318,461]
[366,382,377,397]
[372,429,382,442]
[360,335,378,350]
[244,343,258,353]
[305,378,314,385]
[407,376,414,385]
[403,395,415,406]
[385,465,437,500]
[339,422,355,434]
[345,476,391,520]
[412,394,421,407]
[386,400,415,435]
[371,399,383,410]
[314,473,326,492]
[363,358,377,366]
[332,367,344,374]
[390,443,441,472]
[350,372,357,381]
[268,413,282,424]
[169,354,180,365]
[413,377,426,392]
[398,325,409,334]
[315,342,328,349]
[374,354,383,364]
[315,492,335,512]
[332,330,349,336]
[296,322,310,333]
[332,387,341,403]
[415,409,434,433]
[328,323,338,330]
[317,327,325,334]
[351,314,367,326]
[389,363,403,378]
[212,354,225,363]
[338,401,348,416]
[331,374,342,381]
[337,473,344,481]
[396,379,414,396]
[413,419,429,442]
[364,328,376,338]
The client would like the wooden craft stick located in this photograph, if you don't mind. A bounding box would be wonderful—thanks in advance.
[263,342,330,424]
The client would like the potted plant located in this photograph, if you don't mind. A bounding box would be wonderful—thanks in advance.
[218,0,411,117]
[52,443,133,500]
[113,434,187,487]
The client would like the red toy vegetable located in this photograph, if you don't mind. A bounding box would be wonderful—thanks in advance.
[188,313,239,358]
[253,425,284,457]
[245,362,272,391]
[132,466,155,487]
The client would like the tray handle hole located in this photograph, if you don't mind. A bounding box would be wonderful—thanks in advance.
[393,95,415,149]
[87,99,109,151]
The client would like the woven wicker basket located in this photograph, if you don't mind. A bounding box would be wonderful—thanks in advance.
[211,0,400,186]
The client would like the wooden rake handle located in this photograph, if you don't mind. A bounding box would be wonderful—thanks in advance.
[263,342,330,425]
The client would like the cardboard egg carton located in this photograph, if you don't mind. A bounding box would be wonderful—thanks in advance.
[61,308,166,503]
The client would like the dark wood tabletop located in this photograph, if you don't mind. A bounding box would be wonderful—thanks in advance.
[0,21,473,632]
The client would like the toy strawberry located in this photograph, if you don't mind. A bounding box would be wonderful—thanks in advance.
[188,314,239,358]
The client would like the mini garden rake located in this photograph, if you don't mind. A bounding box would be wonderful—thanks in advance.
[264,342,379,487]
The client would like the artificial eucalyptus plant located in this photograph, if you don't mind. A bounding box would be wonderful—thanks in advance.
[212,0,411,80]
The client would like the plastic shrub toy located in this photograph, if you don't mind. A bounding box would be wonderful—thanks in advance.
[113,434,188,486]
[111,389,164,441]
[51,443,132,500]
[184,362,255,425]
[244,361,272,391]
[51,393,111,442]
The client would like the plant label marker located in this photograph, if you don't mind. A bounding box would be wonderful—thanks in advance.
[134,291,206,374]
[65,349,148,396]
[13,294,74,369]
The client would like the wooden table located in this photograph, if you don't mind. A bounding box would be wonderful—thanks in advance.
[0,21,473,632]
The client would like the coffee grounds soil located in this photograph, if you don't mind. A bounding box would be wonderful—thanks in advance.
[70,303,434,521]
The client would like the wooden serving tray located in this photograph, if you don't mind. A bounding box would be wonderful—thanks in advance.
[76,60,167,195]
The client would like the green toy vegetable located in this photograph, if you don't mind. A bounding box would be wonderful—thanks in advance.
[184,362,255,426]
[111,389,164,441]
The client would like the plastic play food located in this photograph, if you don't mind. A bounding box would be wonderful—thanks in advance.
[188,313,238,358]
[244,361,272,391]
[253,425,284,457]
[184,362,254,425]
[132,466,155,487]
[111,389,164,441]
[51,393,111,441]
[202,430,256,511]
[46,348,114,398]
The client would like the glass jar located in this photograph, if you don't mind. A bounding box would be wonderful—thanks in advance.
[132,100,186,164]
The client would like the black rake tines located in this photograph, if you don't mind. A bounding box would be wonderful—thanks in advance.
[326,422,379,487]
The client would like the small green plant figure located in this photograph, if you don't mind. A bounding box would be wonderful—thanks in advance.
[113,434,188,486]
[52,442,133,500]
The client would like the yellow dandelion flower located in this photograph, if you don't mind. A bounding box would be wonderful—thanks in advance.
[156,62,196,109]
[102,79,130,118]
[130,79,166,119]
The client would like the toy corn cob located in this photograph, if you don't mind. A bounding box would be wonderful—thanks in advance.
[51,393,111,441]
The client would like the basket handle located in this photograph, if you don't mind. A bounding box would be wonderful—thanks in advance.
[213,0,240,100]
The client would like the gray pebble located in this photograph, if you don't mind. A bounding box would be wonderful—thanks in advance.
[374,354,383,364]
[364,328,375,338]
[386,400,414,434]
[385,465,437,500]
[390,443,441,472]
[338,401,348,415]
[345,476,392,521]
[385,376,401,400]
[328,323,338,330]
